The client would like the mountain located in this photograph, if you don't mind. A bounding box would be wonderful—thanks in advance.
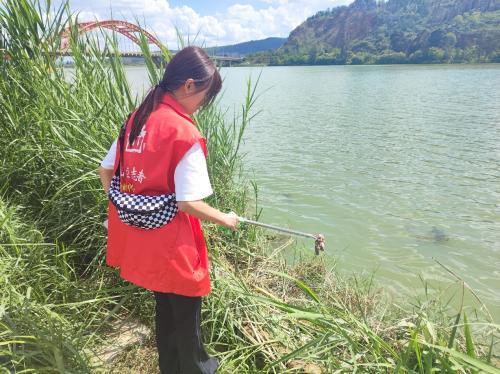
[248,0,500,64]
[205,37,286,57]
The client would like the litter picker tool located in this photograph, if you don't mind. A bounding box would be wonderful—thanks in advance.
[232,213,326,255]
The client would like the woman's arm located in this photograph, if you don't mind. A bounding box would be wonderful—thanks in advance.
[98,140,117,194]
[175,143,238,230]
[177,200,239,230]
[98,166,114,194]
[97,167,238,229]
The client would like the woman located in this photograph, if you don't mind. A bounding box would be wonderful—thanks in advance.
[98,46,239,374]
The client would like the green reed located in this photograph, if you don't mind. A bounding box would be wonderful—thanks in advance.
[1,0,498,372]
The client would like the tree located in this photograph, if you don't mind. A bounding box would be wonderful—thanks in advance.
[390,31,409,52]
[444,32,457,48]
[352,39,376,53]
[376,51,407,64]
[428,29,447,48]
[427,47,446,62]
[308,47,318,64]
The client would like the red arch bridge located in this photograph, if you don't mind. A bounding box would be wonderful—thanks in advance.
[58,20,244,66]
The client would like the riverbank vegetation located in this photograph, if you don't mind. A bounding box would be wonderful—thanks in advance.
[1,1,499,372]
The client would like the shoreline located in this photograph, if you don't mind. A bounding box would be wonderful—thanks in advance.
[58,61,500,68]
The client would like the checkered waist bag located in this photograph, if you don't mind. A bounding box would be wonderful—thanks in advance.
[108,175,178,230]
[107,120,178,230]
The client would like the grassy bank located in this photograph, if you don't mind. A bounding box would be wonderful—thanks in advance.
[1,1,499,372]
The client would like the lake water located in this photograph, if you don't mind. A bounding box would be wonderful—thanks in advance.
[125,65,500,319]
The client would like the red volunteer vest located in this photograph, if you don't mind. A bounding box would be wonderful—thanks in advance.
[106,93,211,297]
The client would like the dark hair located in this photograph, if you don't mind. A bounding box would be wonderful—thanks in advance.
[128,46,222,145]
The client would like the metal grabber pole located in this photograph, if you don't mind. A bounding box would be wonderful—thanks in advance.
[231,213,326,255]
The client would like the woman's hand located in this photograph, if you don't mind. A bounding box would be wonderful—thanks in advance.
[221,212,239,231]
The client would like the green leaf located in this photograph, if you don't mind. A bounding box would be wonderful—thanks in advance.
[447,312,460,348]
[424,343,499,374]
[463,313,476,359]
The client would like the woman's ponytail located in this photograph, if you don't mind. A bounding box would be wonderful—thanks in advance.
[128,84,162,145]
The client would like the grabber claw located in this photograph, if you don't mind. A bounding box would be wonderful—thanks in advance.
[314,234,325,255]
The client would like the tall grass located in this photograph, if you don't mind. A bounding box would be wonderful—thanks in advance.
[1,0,498,372]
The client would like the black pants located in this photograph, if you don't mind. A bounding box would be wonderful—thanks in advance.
[154,292,219,374]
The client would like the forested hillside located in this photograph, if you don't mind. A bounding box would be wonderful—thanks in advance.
[247,0,500,65]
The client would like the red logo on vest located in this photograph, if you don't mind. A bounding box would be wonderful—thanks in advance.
[125,128,146,153]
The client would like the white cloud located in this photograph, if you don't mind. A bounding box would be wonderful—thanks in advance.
[76,10,100,21]
[62,0,352,47]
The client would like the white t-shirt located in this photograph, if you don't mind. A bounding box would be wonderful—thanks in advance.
[100,139,213,201]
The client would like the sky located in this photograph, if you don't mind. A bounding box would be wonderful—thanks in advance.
[49,0,352,48]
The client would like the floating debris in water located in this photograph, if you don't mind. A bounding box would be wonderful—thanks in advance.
[430,226,449,243]
[405,225,450,244]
